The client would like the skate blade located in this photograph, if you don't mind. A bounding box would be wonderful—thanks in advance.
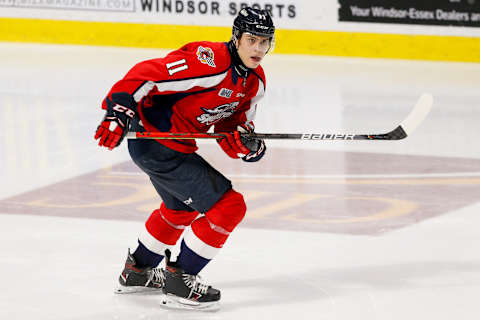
[114,283,163,295]
[160,294,220,312]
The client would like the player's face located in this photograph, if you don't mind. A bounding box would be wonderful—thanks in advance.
[236,33,271,69]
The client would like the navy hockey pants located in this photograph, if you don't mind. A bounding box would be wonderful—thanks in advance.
[127,139,232,213]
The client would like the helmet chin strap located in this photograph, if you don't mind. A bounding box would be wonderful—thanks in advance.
[227,39,250,79]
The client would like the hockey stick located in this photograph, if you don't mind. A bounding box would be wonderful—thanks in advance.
[126,93,433,141]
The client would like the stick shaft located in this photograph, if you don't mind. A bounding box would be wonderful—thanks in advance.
[126,93,432,142]
[125,128,405,141]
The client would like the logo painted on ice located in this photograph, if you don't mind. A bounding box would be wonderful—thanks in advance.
[196,102,240,125]
[197,46,216,67]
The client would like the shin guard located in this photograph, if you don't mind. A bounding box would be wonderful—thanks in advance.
[178,189,246,273]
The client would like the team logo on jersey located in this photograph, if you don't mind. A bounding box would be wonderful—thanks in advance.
[196,102,240,125]
[218,88,233,98]
[197,46,216,67]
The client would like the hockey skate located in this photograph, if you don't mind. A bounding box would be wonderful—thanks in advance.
[160,250,221,311]
[115,249,164,294]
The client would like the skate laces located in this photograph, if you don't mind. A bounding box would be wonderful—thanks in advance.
[183,274,209,294]
[146,268,165,287]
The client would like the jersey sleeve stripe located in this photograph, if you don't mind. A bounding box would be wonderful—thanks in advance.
[244,79,265,123]
[133,71,228,103]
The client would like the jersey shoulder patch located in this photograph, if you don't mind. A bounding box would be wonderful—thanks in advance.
[129,41,230,83]
[177,41,231,71]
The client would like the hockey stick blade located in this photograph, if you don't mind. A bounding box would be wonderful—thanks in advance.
[397,93,433,137]
[126,93,433,141]
[348,92,433,141]
[250,93,433,140]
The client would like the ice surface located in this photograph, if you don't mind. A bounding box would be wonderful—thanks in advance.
[1,42,479,320]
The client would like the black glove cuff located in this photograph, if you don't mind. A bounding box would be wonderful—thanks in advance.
[242,140,266,162]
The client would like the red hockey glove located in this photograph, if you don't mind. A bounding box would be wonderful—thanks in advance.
[94,92,137,150]
[217,124,266,162]
[217,130,250,159]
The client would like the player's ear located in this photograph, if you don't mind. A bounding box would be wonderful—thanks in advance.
[232,36,239,49]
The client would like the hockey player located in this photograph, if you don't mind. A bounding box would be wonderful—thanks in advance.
[94,7,275,310]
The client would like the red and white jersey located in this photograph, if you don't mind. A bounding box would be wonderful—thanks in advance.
[102,41,266,153]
